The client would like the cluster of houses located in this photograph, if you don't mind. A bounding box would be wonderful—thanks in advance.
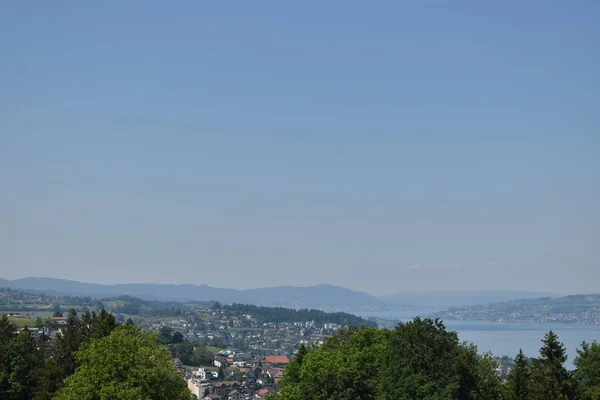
[184,350,290,400]
[145,306,343,357]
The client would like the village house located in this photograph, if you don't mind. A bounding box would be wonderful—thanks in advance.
[213,381,241,397]
[264,355,289,368]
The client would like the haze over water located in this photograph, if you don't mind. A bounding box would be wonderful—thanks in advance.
[356,310,600,368]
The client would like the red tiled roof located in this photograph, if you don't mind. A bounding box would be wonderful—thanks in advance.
[264,355,289,364]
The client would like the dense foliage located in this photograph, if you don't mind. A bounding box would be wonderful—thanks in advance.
[0,309,190,399]
[157,325,216,366]
[2,308,600,400]
[54,324,191,400]
[277,318,600,400]
[110,295,186,317]
[222,303,377,327]
[1,310,118,399]
[573,341,600,399]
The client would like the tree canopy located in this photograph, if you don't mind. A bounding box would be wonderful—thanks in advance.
[574,341,600,400]
[277,318,600,400]
[54,324,191,400]
[279,317,503,400]
[222,303,376,327]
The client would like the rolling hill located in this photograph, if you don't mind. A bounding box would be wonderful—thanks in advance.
[0,277,385,310]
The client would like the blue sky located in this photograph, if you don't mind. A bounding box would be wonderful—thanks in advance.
[1,1,599,294]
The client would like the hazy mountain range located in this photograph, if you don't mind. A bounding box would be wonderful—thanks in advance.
[0,277,384,310]
[0,277,557,311]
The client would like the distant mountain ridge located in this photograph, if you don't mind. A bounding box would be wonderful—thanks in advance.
[0,277,385,311]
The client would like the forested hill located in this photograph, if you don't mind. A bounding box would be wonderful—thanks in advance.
[1,287,376,327]
[222,303,377,327]
[0,277,386,310]
[433,294,600,324]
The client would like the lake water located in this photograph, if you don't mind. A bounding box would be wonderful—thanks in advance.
[355,310,600,369]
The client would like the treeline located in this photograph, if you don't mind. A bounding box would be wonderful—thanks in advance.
[221,303,377,327]
[108,295,185,317]
[0,310,191,399]
[0,309,118,399]
[0,288,185,317]
[0,288,97,312]
[276,317,600,400]
[156,325,216,366]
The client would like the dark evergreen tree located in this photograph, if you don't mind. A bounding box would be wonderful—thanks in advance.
[573,341,600,400]
[281,343,308,387]
[505,349,530,400]
[33,358,63,400]
[528,331,573,400]
[171,331,184,344]
[90,309,117,340]
[7,328,39,400]
[54,312,82,379]
[157,325,174,345]
[0,316,17,397]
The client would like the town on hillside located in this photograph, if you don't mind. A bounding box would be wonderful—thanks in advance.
[0,288,370,399]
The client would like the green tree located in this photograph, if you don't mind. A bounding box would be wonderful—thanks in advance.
[90,309,117,340]
[232,371,245,381]
[380,318,480,400]
[47,309,117,398]
[192,345,215,366]
[473,352,503,400]
[157,325,174,345]
[283,343,308,387]
[278,318,503,400]
[172,331,184,344]
[0,315,17,396]
[573,341,600,400]
[279,326,386,400]
[504,349,530,400]
[54,312,83,378]
[173,341,195,365]
[33,357,64,400]
[7,328,39,400]
[54,324,191,400]
[528,331,573,400]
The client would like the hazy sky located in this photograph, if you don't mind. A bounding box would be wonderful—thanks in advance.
[1,1,599,295]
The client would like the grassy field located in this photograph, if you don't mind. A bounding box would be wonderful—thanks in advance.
[183,365,197,372]
[1,309,52,318]
[206,346,224,355]
[7,317,38,328]
[15,311,55,319]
